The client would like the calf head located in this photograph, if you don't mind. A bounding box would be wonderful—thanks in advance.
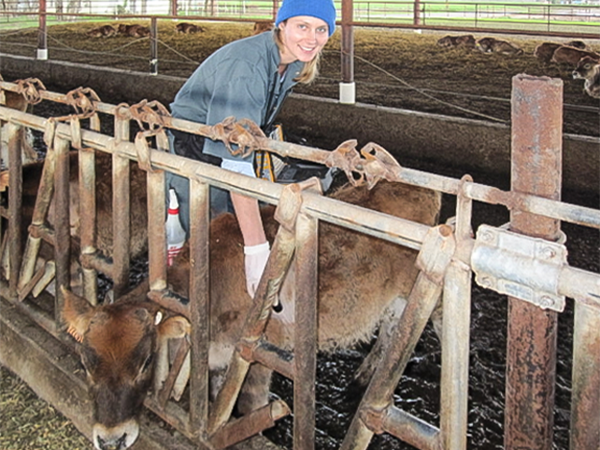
[573,56,599,80]
[62,287,190,450]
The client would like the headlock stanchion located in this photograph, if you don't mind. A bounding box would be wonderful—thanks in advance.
[1,75,599,450]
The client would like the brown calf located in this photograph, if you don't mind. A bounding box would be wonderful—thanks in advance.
[167,179,442,414]
[564,40,590,50]
[534,42,562,64]
[176,22,204,34]
[86,25,117,38]
[117,24,150,38]
[551,45,600,66]
[62,178,442,449]
[252,20,274,35]
[63,285,190,450]
[436,34,476,50]
[573,56,600,99]
[476,37,523,55]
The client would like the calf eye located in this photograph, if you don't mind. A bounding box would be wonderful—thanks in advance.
[141,354,154,373]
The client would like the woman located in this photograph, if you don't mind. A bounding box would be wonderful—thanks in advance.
[168,0,336,297]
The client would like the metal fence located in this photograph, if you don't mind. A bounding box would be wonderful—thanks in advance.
[1,73,599,450]
[1,0,598,36]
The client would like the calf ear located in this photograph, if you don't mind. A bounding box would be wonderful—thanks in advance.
[61,286,94,342]
[157,316,191,340]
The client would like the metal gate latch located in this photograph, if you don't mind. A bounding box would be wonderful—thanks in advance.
[471,224,567,312]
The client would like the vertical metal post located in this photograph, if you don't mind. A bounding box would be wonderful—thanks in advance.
[37,0,48,60]
[340,0,355,104]
[505,74,563,450]
[570,302,600,450]
[413,0,421,26]
[188,178,210,443]
[7,123,23,300]
[147,170,167,292]
[293,211,318,450]
[171,0,177,17]
[440,176,473,450]
[78,147,98,305]
[54,136,71,325]
[111,112,131,299]
[111,152,131,298]
[150,17,158,75]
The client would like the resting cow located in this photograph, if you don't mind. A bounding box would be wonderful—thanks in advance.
[86,25,117,38]
[252,21,274,35]
[62,177,442,449]
[573,56,600,99]
[476,37,523,55]
[436,34,476,50]
[534,42,562,64]
[176,22,204,34]
[551,45,600,67]
[117,24,150,38]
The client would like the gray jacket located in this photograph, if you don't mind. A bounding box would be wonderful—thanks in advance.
[170,31,304,163]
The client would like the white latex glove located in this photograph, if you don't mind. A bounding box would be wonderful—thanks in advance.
[244,242,270,297]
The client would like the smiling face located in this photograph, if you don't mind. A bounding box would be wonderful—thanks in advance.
[278,15,330,65]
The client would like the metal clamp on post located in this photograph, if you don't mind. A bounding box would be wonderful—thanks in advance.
[471,224,567,312]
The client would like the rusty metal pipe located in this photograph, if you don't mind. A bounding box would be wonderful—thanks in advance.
[78,147,98,304]
[3,102,600,230]
[7,122,23,299]
[111,153,131,298]
[188,179,210,441]
[570,302,600,450]
[210,400,291,450]
[383,406,439,450]
[208,218,297,434]
[505,74,563,450]
[253,340,294,380]
[440,178,473,450]
[53,136,71,326]
[147,170,167,292]
[293,211,319,450]
[340,225,455,450]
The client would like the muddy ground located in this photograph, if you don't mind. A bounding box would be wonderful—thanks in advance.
[0,21,598,137]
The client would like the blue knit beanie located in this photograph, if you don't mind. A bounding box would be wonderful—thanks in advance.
[275,0,337,37]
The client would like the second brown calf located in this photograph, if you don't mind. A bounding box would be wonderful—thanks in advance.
[551,45,600,66]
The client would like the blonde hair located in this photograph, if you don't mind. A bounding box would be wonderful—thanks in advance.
[274,27,321,84]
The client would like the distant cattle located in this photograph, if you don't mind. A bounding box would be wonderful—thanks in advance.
[176,22,204,34]
[436,34,476,50]
[564,40,590,51]
[534,42,563,64]
[573,56,600,99]
[476,37,523,55]
[551,45,600,67]
[118,24,150,38]
[252,20,274,35]
[86,25,117,38]
[63,177,443,449]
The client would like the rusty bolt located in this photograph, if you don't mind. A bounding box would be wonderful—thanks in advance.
[480,230,495,243]
[539,246,556,260]
[538,296,555,309]
[480,276,494,289]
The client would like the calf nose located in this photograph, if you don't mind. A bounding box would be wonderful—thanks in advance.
[93,420,139,450]
[97,433,128,450]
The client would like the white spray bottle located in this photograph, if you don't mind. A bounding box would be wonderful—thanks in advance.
[166,188,186,266]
